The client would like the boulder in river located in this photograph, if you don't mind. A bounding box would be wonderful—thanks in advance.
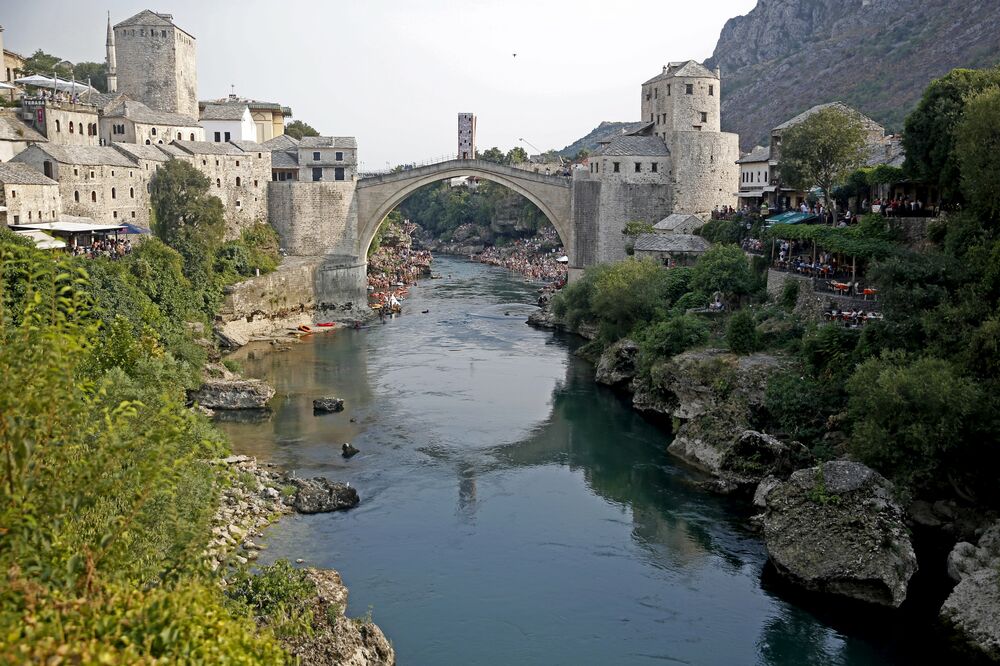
[288,477,359,514]
[313,396,345,413]
[595,338,639,388]
[189,378,275,410]
[940,520,1000,660]
[280,568,396,665]
[342,443,359,458]
[760,460,917,608]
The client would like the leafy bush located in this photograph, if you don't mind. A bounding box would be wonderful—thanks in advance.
[690,245,755,303]
[226,560,316,638]
[779,280,800,310]
[799,324,860,380]
[636,315,709,374]
[698,219,743,244]
[764,371,842,454]
[726,309,758,354]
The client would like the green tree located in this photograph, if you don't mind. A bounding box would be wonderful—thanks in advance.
[150,160,225,288]
[22,49,72,78]
[690,244,754,304]
[284,120,319,139]
[72,61,108,92]
[637,315,709,372]
[726,309,758,354]
[478,147,505,164]
[955,86,1000,220]
[846,353,983,495]
[506,146,528,165]
[778,107,869,216]
[903,66,1000,206]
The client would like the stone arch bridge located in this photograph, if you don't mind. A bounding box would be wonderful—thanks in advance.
[356,159,576,261]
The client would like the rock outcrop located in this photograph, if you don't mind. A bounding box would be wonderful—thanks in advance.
[705,0,1000,151]
[941,520,1000,660]
[281,568,395,665]
[595,338,639,388]
[190,378,276,410]
[314,397,346,413]
[288,477,360,514]
[759,460,917,607]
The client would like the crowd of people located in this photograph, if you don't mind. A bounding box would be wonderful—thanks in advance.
[475,228,568,283]
[866,196,928,217]
[367,220,432,311]
[70,237,132,259]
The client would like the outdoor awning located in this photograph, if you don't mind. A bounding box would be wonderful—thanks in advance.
[556,255,569,263]
[14,229,66,250]
[0,82,17,91]
[14,75,95,94]
[119,223,150,235]
[12,221,125,233]
[766,212,818,226]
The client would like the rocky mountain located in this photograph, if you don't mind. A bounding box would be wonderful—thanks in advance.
[558,121,643,157]
[706,0,1000,151]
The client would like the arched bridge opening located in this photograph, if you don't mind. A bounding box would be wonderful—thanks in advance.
[355,159,575,262]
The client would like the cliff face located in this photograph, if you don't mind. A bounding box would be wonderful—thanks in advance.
[707,0,1000,151]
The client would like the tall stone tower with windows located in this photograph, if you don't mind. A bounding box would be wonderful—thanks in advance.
[111,10,198,118]
[458,113,476,160]
[639,61,739,215]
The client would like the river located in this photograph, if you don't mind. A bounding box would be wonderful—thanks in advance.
[220,256,965,665]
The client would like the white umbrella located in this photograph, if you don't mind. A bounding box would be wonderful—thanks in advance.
[15,75,94,94]
[0,82,17,90]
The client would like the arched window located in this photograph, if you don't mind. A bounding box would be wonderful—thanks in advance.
[235,177,241,186]
[216,178,221,187]
[190,133,195,140]
[151,127,157,136]
[91,191,97,202]
[55,120,61,132]
[177,132,181,140]
[69,122,75,134]
[74,191,80,203]
[157,140,162,144]
[145,139,151,145]
[129,187,134,198]
[111,187,116,199]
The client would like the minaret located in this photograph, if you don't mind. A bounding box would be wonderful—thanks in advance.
[105,12,117,92]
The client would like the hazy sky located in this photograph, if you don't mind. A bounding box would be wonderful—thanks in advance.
[3,0,757,168]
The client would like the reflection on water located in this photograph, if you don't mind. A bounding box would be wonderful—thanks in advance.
[218,256,960,666]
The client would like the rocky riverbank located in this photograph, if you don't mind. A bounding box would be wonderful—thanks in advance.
[209,455,394,665]
[529,303,1000,660]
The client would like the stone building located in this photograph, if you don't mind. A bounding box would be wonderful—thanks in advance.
[171,140,271,237]
[111,10,198,118]
[639,60,740,215]
[653,212,703,235]
[201,96,292,142]
[0,161,60,226]
[736,145,773,209]
[10,144,151,226]
[633,232,710,267]
[1,25,25,102]
[296,137,356,182]
[200,102,256,143]
[100,98,203,146]
[585,135,672,262]
[263,134,300,181]
[458,113,476,160]
[0,109,47,162]
[18,99,100,147]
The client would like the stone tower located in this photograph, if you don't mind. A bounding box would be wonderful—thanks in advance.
[105,12,117,93]
[112,10,197,118]
[458,113,476,160]
[640,60,739,215]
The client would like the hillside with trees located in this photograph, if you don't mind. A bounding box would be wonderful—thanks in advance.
[706,0,1000,151]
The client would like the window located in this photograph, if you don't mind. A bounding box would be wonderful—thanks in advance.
[27,211,31,221]
[254,180,258,187]
[313,152,321,161]
[634,162,641,173]
[235,160,240,167]
[202,159,207,165]
[69,122,75,134]
[161,30,167,37]
[73,168,78,176]
[654,88,658,99]
[190,133,195,140]
[216,178,221,187]
[666,84,670,96]
[312,167,322,181]
[131,211,136,218]
[111,187,116,199]
[43,161,52,178]
[111,170,115,177]
[236,177,241,186]
[700,112,708,123]
[12,215,17,224]
[74,191,79,202]
[9,190,14,198]
[151,127,156,136]
[613,162,620,173]
[224,132,231,141]
[335,151,343,161]
[130,187,134,198]
[235,200,241,207]
[177,132,181,140]
[90,170,95,179]
[214,131,221,142]
[91,191,96,202]
[334,167,345,181]
[145,139,151,145]
[113,211,118,219]
[215,160,220,166]
[650,114,653,122]
[257,152,262,158]
[651,162,658,173]
[709,85,714,96]
[685,84,694,95]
